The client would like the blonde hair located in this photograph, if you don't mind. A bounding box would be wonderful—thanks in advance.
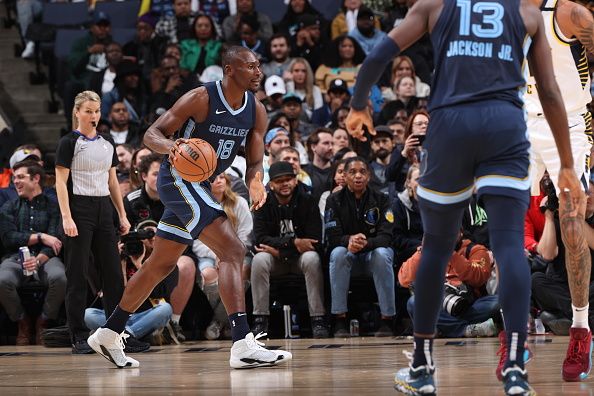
[72,90,100,130]
[288,58,315,109]
[220,173,240,231]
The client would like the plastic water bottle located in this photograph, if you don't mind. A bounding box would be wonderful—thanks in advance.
[534,318,545,335]
[283,305,292,338]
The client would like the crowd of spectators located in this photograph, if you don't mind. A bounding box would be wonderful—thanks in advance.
[1,0,594,346]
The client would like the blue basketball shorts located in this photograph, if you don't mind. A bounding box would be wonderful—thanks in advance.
[156,162,225,245]
[417,100,530,207]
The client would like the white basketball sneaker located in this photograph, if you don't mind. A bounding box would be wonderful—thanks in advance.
[229,332,292,369]
[88,328,140,368]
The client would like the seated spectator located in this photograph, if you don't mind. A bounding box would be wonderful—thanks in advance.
[268,111,309,165]
[155,0,194,44]
[180,14,222,76]
[89,42,123,97]
[312,78,352,127]
[0,146,56,207]
[383,55,430,100]
[303,128,334,202]
[251,161,328,338]
[151,55,199,112]
[331,0,381,40]
[399,231,499,338]
[261,34,293,78]
[129,147,154,191]
[237,14,268,62]
[386,110,429,192]
[369,126,396,199]
[281,93,316,141]
[262,127,291,186]
[108,102,144,147]
[222,0,273,43]
[85,220,175,343]
[393,165,422,266]
[192,173,252,340]
[325,157,395,337]
[277,0,326,38]
[348,7,386,55]
[332,126,353,155]
[387,119,406,146]
[531,179,594,334]
[379,76,418,124]
[289,14,328,72]
[315,36,365,93]
[17,0,42,58]
[64,12,112,127]
[0,161,66,345]
[263,75,287,113]
[101,60,147,125]
[278,146,312,189]
[116,143,134,182]
[285,58,324,120]
[123,153,195,342]
[318,159,347,217]
[123,13,167,91]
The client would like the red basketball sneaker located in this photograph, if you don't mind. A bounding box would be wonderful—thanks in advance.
[496,330,534,381]
[562,327,593,382]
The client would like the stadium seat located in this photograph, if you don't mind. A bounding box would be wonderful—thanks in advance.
[94,0,141,29]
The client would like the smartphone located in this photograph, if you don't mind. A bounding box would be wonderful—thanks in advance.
[413,134,426,145]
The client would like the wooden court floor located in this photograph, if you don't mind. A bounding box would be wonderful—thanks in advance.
[0,335,591,395]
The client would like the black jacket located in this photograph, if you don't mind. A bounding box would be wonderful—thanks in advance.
[325,186,394,252]
[392,189,422,265]
[253,187,322,262]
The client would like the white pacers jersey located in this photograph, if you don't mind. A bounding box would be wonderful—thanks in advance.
[525,0,591,117]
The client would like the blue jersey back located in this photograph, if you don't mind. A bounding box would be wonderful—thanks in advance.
[173,80,256,178]
[429,0,530,111]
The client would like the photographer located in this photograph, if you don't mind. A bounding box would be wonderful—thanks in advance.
[84,220,176,343]
[399,231,499,338]
[530,178,594,334]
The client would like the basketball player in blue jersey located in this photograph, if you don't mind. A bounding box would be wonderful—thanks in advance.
[88,46,292,369]
[346,0,580,394]
[525,0,594,383]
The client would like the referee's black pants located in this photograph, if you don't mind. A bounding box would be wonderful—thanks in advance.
[64,196,124,342]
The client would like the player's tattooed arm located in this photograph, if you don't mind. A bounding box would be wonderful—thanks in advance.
[570,3,594,55]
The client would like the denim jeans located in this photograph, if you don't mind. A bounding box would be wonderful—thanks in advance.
[407,294,500,337]
[17,0,42,38]
[329,246,396,316]
[84,301,172,339]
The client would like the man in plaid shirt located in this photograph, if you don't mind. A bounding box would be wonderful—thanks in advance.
[0,161,66,346]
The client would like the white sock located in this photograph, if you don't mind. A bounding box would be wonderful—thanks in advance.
[171,314,181,324]
[572,304,590,330]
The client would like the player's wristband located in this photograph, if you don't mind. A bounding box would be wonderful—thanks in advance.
[350,37,401,111]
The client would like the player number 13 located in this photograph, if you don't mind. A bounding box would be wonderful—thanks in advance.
[456,0,504,39]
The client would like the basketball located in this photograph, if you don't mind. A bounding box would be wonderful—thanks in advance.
[171,138,217,182]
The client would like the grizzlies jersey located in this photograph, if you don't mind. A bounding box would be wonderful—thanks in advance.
[429,0,530,111]
[173,80,256,178]
[525,0,591,116]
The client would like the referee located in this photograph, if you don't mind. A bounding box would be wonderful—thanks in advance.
[55,91,131,354]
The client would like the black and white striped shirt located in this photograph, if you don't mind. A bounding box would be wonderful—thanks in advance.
[56,131,118,196]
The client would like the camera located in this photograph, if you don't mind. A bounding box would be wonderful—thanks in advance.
[121,229,155,257]
[442,283,475,317]
[540,176,559,213]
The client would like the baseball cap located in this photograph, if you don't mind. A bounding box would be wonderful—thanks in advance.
[200,65,223,83]
[264,75,286,97]
[282,92,302,104]
[328,78,349,94]
[264,127,289,145]
[357,7,375,20]
[93,11,111,25]
[372,125,393,140]
[268,161,296,181]
[298,14,321,29]
[9,149,41,169]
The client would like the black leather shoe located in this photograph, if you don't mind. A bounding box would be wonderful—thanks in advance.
[333,317,350,338]
[311,316,330,338]
[123,332,151,353]
[71,339,94,354]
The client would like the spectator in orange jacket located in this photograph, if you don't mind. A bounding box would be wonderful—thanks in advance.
[399,233,500,338]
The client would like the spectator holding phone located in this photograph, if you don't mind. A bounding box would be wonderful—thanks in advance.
[385,110,429,192]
